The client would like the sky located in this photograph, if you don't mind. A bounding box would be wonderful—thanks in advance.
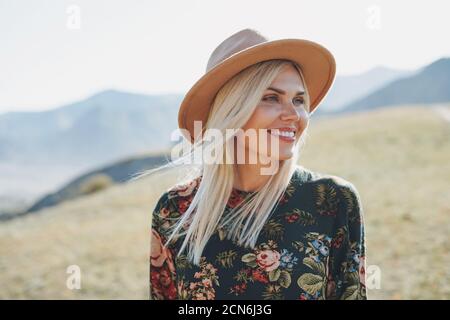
[0,0,449,113]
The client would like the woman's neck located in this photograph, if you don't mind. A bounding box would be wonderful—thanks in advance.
[233,162,275,192]
[231,138,281,192]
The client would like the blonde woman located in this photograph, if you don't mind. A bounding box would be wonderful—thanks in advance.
[149,29,367,300]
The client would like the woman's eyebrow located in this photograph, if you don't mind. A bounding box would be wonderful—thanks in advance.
[267,86,305,95]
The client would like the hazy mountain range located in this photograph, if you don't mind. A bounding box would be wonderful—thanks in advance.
[318,66,415,112]
[336,58,450,113]
[0,90,182,166]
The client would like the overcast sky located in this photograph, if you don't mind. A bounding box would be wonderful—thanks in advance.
[0,0,449,113]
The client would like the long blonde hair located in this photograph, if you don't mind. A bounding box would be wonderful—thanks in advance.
[140,59,311,266]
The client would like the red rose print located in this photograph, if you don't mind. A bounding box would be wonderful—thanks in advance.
[252,269,269,283]
[256,249,281,272]
[228,190,245,208]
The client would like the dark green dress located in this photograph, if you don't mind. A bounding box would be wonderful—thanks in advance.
[150,165,367,300]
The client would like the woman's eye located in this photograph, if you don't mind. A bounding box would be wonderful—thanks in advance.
[262,95,278,102]
[293,97,305,106]
[262,95,305,107]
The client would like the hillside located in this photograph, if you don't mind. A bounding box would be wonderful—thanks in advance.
[22,152,171,216]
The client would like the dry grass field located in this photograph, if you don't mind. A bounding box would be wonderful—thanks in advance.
[1,105,449,299]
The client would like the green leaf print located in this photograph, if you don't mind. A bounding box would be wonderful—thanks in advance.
[291,209,317,226]
[297,273,324,296]
[175,254,192,270]
[340,285,358,300]
[268,269,281,282]
[217,228,227,241]
[315,183,339,216]
[292,241,305,253]
[261,220,285,241]
[303,257,326,277]
[234,269,252,283]
[241,253,256,263]
[176,276,191,300]
[285,183,296,197]
[215,250,237,268]
[278,270,292,288]
[340,187,355,216]
[304,232,320,241]
[345,271,360,285]
[262,284,284,300]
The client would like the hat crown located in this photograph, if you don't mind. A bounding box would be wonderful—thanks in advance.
[206,28,268,72]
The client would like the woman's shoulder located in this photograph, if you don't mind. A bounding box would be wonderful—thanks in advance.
[294,165,360,194]
[167,175,202,198]
[152,176,202,240]
[289,166,364,230]
[293,165,363,214]
[153,175,201,214]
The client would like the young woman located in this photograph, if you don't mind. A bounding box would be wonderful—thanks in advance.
[149,29,367,300]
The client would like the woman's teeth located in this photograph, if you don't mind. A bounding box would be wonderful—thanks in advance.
[269,130,295,138]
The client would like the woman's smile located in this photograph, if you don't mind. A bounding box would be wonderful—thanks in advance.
[267,127,296,143]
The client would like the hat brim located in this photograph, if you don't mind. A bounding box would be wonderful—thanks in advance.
[178,38,336,143]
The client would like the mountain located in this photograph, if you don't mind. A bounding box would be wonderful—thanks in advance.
[0,90,183,166]
[338,58,450,113]
[317,66,414,113]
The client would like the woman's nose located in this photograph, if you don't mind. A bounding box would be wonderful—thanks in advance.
[280,100,301,121]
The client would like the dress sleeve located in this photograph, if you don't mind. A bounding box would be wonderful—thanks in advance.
[330,182,367,300]
[150,192,178,300]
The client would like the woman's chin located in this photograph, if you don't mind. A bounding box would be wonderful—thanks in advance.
[277,153,294,161]
[263,149,294,161]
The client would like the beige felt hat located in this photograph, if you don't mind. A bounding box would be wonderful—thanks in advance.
[178,28,336,143]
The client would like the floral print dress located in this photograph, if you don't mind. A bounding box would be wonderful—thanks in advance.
[150,165,367,300]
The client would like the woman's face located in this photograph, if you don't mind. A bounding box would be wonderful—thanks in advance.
[239,64,309,162]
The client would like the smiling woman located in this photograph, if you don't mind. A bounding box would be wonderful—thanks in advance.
[144,28,367,300]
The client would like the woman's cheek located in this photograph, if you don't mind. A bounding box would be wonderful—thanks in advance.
[256,105,281,122]
[298,110,309,128]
